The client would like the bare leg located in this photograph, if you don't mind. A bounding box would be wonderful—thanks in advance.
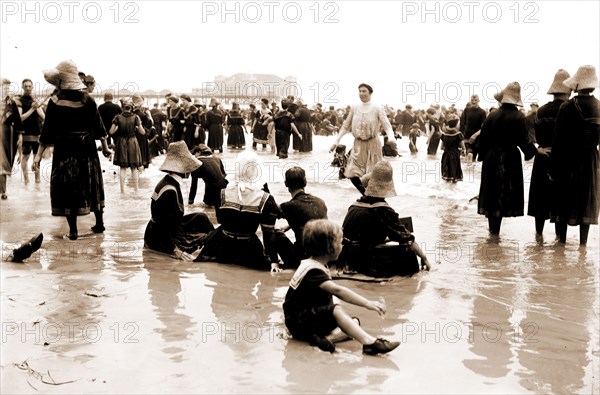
[333,305,376,345]
[119,167,126,193]
[132,168,139,192]
[21,153,30,184]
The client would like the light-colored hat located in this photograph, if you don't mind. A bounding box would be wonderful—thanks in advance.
[296,98,306,106]
[43,60,86,90]
[361,160,396,198]
[235,151,264,184]
[547,69,572,94]
[494,82,523,107]
[131,94,144,106]
[193,98,203,106]
[159,141,202,174]
[410,123,420,129]
[209,97,220,107]
[563,65,598,92]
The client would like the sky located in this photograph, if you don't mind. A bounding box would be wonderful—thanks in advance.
[1,0,599,109]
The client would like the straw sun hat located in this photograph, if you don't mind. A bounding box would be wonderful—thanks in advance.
[159,141,202,174]
[43,60,86,90]
[493,82,523,107]
[361,160,397,198]
[564,65,599,92]
[547,69,572,94]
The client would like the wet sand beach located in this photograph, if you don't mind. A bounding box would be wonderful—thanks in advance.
[1,135,599,394]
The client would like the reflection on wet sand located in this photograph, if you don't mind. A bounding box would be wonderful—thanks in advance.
[144,256,195,361]
[516,242,598,393]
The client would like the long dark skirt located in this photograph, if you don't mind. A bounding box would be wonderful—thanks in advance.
[527,153,552,219]
[427,132,441,155]
[1,124,18,175]
[336,242,419,277]
[441,149,463,181]
[136,133,151,168]
[207,124,224,151]
[144,212,214,254]
[50,132,105,216]
[295,121,313,152]
[253,123,269,145]
[227,124,246,148]
[195,227,271,270]
[478,147,525,218]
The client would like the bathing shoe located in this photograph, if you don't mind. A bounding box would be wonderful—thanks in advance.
[363,338,400,355]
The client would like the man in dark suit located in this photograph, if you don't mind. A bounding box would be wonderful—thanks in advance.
[98,92,121,147]
[271,166,328,269]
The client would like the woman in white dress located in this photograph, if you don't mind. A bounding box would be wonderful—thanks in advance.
[329,83,395,194]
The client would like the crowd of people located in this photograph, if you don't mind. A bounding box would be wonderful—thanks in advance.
[1,59,599,355]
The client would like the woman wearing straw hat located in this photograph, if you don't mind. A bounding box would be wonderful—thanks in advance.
[550,65,600,245]
[527,69,572,236]
[336,160,431,277]
[477,82,537,235]
[144,141,214,260]
[1,77,24,200]
[195,151,283,271]
[32,60,112,240]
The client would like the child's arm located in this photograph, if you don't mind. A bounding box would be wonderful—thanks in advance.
[291,123,302,140]
[320,281,385,317]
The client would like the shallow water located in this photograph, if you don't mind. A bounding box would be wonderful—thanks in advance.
[1,135,598,394]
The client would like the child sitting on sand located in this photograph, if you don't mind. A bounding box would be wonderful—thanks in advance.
[283,219,400,355]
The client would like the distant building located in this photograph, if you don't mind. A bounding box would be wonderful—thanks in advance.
[192,73,299,104]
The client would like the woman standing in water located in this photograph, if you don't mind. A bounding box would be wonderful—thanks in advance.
[33,60,111,240]
[477,82,537,235]
[330,83,395,195]
[551,65,600,245]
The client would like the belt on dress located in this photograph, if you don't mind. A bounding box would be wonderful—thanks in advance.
[222,229,253,240]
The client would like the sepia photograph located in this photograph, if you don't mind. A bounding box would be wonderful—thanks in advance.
[1,1,599,393]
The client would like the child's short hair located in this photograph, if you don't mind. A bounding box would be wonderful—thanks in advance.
[284,166,307,190]
[302,220,343,258]
[335,144,347,154]
[447,118,459,128]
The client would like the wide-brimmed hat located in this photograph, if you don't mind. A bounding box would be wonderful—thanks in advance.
[43,60,86,90]
[193,98,203,107]
[410,123,420,129]
[547,69,572,94]
[494,82,523,106]
[180,94,192,103]
[361,161,396,198]
[209,97,220,107]
[168,95,179,104]
[131,94,144,106]
[159,141,202,174]
[564,65,599,92]
[296,98,306,106]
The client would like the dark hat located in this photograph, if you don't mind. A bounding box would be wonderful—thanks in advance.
[168,96,180,104]
[180,94,192,103]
